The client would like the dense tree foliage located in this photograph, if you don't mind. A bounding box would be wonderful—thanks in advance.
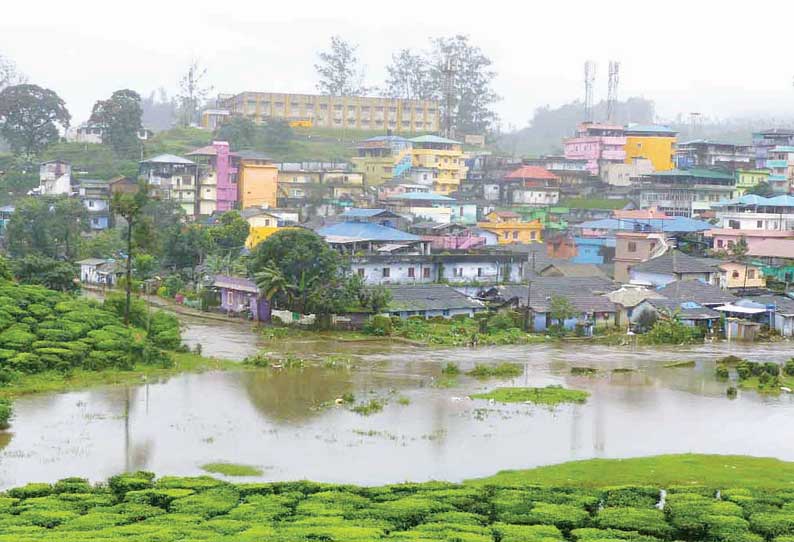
[208,211,249,255]
[745,181,774,197]
[315,36,368,96]
[0,84,70,155]
[89,89,144,158]
[6,197,88,260]
[383,49,434,101]
[11,255,77,292]
[249,229,359,323]
[111,184,149,324]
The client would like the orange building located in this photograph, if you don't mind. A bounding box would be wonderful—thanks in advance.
[236,151,278,209]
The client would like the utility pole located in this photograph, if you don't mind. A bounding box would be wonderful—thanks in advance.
[524,250,536,332]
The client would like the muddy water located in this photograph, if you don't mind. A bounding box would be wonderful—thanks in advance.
[2,328,794,489]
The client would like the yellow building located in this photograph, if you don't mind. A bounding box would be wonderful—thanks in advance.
[735,169,769,196]
[477,211,543,244]
[352,136,414,187]
[719,262,766,290]
[220,92,440,133]
[237,151,278,209]
[409,135,468,195]
[624,125,678,171]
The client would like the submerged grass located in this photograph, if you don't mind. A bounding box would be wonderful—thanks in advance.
[664,360,696,369]
[466,363,523,379]
[471,385,589,406]
[474,454,794,489]
[0,352,243,399]
[350,399,385,415]
[200,462,263,477]
[570,367,597,376]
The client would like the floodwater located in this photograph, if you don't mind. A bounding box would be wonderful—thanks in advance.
[2,315,794,489]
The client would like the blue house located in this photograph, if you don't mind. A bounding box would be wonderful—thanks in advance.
[572,237,615,264]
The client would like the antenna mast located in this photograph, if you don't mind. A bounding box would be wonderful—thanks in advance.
[583,60,596,122]
[607,60,620,122]
[442,54,457,138]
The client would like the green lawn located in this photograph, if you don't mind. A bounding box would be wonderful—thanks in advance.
[474,454,794,488]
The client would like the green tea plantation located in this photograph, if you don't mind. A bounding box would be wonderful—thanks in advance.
[1,473,793,541]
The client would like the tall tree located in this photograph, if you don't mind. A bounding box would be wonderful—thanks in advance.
[428,35,500,136]
[111,184,149,325]
[6,196,87,259]
[89,89,143,158]
[177,59,212,127]
[0,53,26,91]
[209,211,249,255]
[383,49,434,100]
[315,36,367,96]
[0,84,70,155]
[214,116,257,149]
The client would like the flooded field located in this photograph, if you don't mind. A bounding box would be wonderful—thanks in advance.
[1,316,794,490]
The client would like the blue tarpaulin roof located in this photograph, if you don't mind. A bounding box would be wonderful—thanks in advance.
[715,194,794,207]
[317,222,420,242]
[577,217,712,233]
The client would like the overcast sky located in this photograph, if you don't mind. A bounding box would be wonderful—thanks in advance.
[3,0,794,130]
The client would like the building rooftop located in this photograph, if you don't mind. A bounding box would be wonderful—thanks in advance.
[498,277,619,313]
[317,221,420,242]
[409,135,461,145]
[386,284,483,312]
[625,124,678,136]
[650,168,734,180]
[505,166,559,181]
[656,279,736,306]
[607,285,665,308]
[141,154,196,165]
[578,217,712,233]
[387,192,456,202]
[340,208,396,219]
[213,275,258,294]
[649,298,722,320]
[631,251,722,276]
[540,263,610,279]
[706,229,794,239]
[747,239,794,259]
[235,150,272,161]
[716,194,794,207]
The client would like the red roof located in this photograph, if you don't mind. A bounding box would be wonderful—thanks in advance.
[505,165,559,181]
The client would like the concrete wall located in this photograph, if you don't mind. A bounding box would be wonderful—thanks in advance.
[239,163,278,208]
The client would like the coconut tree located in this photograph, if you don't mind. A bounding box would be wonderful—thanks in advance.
[255,265,291,305]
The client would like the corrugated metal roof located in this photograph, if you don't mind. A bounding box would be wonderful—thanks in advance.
[213,275,258,293]
[317,222,420,242]
[578,217,712,233]
[387,192,456,202]
[651,168,734,180]
[625,124,678,135]
[409,135,461,145]
[340,208,391,218]
[141,154,195,165]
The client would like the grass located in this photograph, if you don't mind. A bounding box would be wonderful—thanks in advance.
[471,385,589,406]
[432,376,459,388]
[350,399,385,416]
[0,352,242,399]
[612,367,636,373]
[466,363,523,379]
[200,462,263,477]
[560,197,630,210]
[397,396,411,406]
[664,360,696,368]
[570,367,597,376]
[474,454,794,489]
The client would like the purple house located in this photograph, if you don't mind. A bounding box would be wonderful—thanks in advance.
[214,275,271,322]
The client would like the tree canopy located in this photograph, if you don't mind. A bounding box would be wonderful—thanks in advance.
[89,89,143,158]
[745,181,775,197]
[0,84,70,155]
[315,36,367,96]
[6,196,88,260]
[249,229,359,320]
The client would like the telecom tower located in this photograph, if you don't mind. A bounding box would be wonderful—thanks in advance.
[441,54,457,138]
[606,60,620,122]
[583,60,596,122]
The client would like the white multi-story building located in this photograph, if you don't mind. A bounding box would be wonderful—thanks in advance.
[714,194,794,231]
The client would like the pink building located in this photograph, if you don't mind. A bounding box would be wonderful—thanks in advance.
[706,228,794,252]
[422,231,486,251]
[214,141,238,212]
[564,122,627,175]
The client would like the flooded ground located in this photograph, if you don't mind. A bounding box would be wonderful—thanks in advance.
[2,314,794,489]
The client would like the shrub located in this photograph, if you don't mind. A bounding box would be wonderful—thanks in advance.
[169,487,240,518]
[750,512,794,538]
[602,485,661,508]
[363,315,393,336]
[525,502,590,530]
[108,472,155,497]
[487,312,518,332]
[7,482,52,499]
[596,507,673,538]
[0,399,11,429]
[442,363,461,375]
[716,365,730,379]
[785,359,794,377]
[494,522,564,542]
[52,478,92,494]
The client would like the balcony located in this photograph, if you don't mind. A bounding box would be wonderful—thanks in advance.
[766,159,788,168]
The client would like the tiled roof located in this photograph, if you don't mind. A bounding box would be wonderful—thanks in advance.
[499,277,619,313]
[656,280,736,305]
[631,251,721,275]
[386,284,483,312]
[607,286,665,308]
[540,263,610,279]
[505,166,559,181]
[317,222,420,242]
[748,239,794,259]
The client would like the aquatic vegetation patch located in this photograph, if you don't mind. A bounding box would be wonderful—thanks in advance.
[471,385,589,406]
[466,363,523,379]
[663,360,695,369]
[350,399,385,416]
[0,398,11,429]
[432,376,459,389]
[201,463,264,477]
[441,362,460,375]
[570,367,597,376]
[612,367,636,374]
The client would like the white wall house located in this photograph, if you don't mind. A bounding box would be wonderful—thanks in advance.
[351,255,524,285]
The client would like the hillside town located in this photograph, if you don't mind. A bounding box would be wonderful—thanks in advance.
[8,9,794,541]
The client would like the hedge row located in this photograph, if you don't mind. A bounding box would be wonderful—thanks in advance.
[0,282,181,381]
[3,476,794,541]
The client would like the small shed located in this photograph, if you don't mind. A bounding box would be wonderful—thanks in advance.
[77,258,123,286]
[213,275,270,322]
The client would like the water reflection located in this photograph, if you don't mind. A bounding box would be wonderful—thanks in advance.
[2,340,794,489]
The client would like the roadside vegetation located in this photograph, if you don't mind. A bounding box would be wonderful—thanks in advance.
[5,455,794,541]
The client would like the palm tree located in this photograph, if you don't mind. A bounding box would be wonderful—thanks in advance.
[255,265,290,305]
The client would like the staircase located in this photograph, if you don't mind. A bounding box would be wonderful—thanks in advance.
[391,150,413,180]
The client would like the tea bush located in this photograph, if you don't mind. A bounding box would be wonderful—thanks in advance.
[4,475,794,541]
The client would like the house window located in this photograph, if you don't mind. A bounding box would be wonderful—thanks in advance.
[423,268,431,278]
[88,200,94,208]
[477,268,483,277]
[226,290,233,305]
[382,267,390,278]
[717,240,724,249]
[408,267,415,278]
[442,309,450,316]
[757,220,763,228]
[357,268,365,277]
[628,241,637,252]
[512,231,518,240]
[530,231,537,241]
[748,269,756,279]
[732,270,740,279]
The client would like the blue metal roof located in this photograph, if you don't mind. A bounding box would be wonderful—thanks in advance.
[625,124,678,135]
[716,195,794,207]
[317,222,420,242]
[340,208,389,218]
[577,217,712,233]
[387,192,456,202]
